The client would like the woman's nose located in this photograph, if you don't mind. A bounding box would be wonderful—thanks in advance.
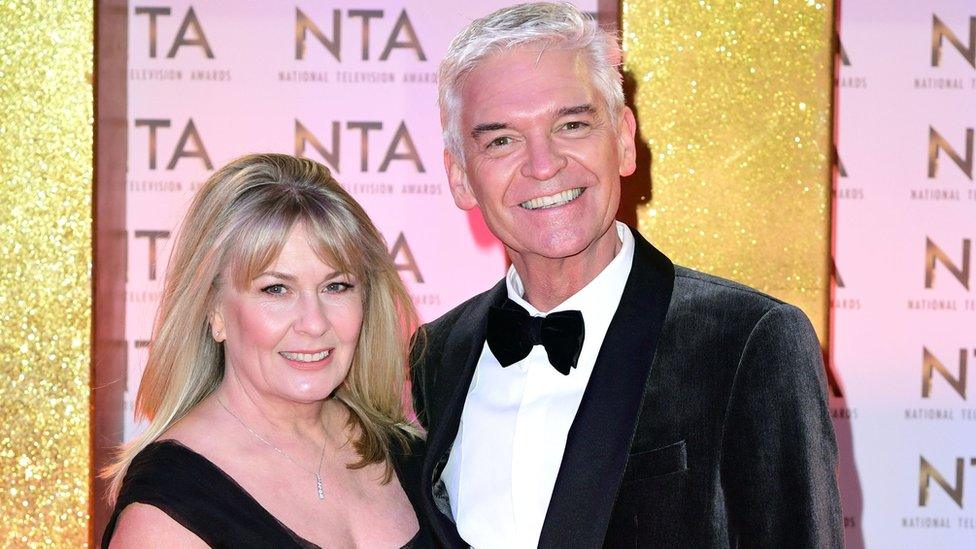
[294,294,330,337]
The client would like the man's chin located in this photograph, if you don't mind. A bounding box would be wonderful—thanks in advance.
[508,231,605,262]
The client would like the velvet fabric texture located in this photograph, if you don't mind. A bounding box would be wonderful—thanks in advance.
[408,228,843,548]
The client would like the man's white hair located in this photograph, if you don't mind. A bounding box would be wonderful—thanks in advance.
[438,2,625,164]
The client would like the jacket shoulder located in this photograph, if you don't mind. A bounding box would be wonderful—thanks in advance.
[673,265,788,312]
[412,283,499,365]
[667,265,814,342]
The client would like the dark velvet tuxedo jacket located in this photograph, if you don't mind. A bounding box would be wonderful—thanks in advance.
[409,228,843,548]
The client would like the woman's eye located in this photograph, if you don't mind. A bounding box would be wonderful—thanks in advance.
[325,282,354,294]
[261,283,287,295]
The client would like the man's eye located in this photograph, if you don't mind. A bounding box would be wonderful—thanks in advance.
[325,282,354,294]
[261,283,287,295]
[562,121,589,131]
[487,136,512,148]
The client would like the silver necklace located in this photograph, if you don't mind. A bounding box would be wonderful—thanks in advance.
[217,397,327,500]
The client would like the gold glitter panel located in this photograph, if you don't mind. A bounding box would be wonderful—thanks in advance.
[0,1,93,545]
[624,0,833,342]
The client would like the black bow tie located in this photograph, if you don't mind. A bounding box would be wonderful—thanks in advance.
[486,298,585,375]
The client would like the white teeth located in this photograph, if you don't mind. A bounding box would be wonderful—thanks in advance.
[280,350,330,362]
[520,187,583,210]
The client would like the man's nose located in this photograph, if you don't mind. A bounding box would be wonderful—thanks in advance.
[520,134,567,180]
[295,293,330,336]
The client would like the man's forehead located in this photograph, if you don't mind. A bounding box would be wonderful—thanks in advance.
[458,48,602,126]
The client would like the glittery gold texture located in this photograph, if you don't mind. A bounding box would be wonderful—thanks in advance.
[624,0,833,342]
[0,0,93,545]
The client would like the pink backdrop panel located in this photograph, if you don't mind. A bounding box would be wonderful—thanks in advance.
[834,1,975,546]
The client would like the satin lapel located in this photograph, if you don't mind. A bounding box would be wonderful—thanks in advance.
[422,280,507,548]
[537,229,675,549]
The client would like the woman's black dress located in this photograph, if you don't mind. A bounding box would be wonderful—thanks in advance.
[102,439,430,548]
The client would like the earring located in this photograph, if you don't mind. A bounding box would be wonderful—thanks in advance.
[214,330,221,340]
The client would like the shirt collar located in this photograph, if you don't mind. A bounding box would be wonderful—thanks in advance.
[506,221,635,324]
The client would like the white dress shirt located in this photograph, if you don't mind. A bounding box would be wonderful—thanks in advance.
[442,222,635,548]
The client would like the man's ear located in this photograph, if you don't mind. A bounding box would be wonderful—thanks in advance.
[210,309,226,343]
[445,149,478,210]
[616,106,638,177]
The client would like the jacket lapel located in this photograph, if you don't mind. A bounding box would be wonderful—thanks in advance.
[422,280,507,547]
[537,229,675,548]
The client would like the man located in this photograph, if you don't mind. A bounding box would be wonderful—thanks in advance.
[410,3,842,547]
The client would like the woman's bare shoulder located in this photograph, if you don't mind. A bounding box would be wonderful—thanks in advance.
[109,503,208,548]
[159,398,229,452]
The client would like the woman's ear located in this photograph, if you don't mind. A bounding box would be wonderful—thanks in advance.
[210,309,226,343]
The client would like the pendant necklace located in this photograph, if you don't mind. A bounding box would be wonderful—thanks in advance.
[217,397,327,500]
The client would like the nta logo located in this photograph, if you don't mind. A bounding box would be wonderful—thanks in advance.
[831,256,844,288]
[925,237,971,290]
[390,232,422,284]
[135,6,214,58]
[918,455,976,508]
[931,15,975,69]
[134,118,213,170]
[832,145,847,178]
[922,347,972,400]
[928,126,973,180]
[296,8,426,62]
[295,119,425,174]
[835,35,850,66]
[132,229,421,283]
[134,230,170,281]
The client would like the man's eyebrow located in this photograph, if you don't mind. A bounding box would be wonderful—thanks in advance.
[469,105,594,139]
[557,104,596,117]
[471,122,508,139]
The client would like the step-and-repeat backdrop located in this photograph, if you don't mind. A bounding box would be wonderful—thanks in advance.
[124,1,974,546]
[834,1,975,546]
[123,1,591,433]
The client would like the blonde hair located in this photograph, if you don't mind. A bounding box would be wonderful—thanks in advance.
[105,153,419,503]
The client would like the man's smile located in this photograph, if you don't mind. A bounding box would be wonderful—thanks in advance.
[519,187,584,210]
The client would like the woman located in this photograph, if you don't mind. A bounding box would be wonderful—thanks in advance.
[103,154,425,547]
